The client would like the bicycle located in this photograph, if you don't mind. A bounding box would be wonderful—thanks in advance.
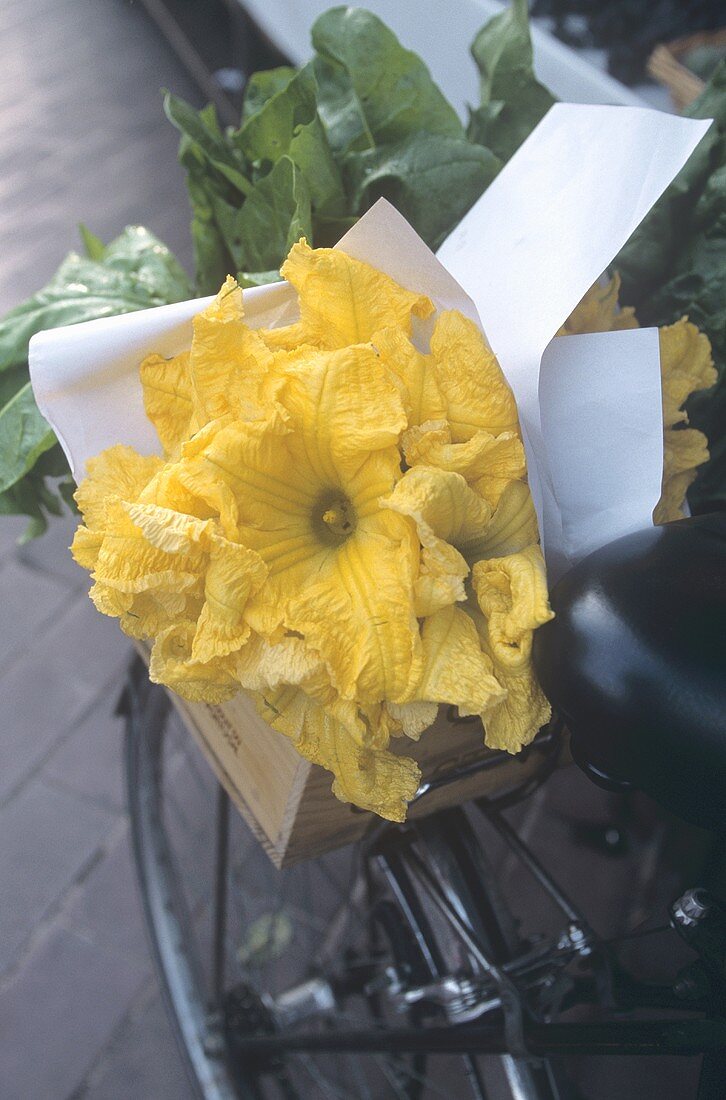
[122,513,726,1099]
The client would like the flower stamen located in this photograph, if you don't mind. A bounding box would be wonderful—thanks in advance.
[321,497,356,543]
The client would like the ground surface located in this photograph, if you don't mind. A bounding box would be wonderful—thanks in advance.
[0,2,712,1098]
[0,0,197,1095]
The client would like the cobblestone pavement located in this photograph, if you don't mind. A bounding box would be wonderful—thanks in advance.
[0,2,713,1098]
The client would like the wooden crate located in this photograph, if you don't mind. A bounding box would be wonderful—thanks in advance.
[157,677,563,868]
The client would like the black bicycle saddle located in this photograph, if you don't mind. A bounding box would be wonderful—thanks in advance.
[533,513,726,832]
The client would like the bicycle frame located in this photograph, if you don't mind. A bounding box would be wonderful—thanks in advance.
[228,802,726,1092]
[123,659,726,1100]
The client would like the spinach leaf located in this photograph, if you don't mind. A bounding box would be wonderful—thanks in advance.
[346,133,500,250]
[0,383,56,495]
[165,93,251,196]
[0,226,191,373]
[0,224,191,539]
[468,0,555,162]
[616,61,726,510]
[241,66,297,123]
[211,156,313,274]
[236,64,345,217]
[311,7,465,156]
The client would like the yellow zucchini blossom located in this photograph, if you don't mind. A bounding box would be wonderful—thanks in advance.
[561,274,717,522]
[72,241,553,821]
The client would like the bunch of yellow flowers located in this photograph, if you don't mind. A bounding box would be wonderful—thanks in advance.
[71,242,553,820]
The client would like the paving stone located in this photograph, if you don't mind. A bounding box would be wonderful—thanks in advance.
[0,778,114,975]
[17,514,87,587]
[0,0,198,311]
[0,557,71,673]
[0,921,147,1100]
[58,820,151,970]
[42,690,126,814]
[0,821,155,1098]
[0,596,131,803]
[0,516,25,560]
[78,983,195,1100]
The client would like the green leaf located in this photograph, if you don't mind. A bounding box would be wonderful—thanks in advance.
[185,162,236,293]
[236,64,346,217]
[0,365,27,408]
[164,92,252,196]
[237,270,284,288]
[58,477,79,514]
[102,226,192,302]
[79,223,106,261]
[468,0,555,162]
[210,156,312,274]
[0,225,189,538]
[0,227,192,373]
[617,62,726,309]
[0,382,56,494]
[615,61,726,511]
[346,133,500,250]
[0,481,49,542]
[242,66,298,123]
[311,7,464,157]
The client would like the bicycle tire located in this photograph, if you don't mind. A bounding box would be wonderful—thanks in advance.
[124,663,257,1100]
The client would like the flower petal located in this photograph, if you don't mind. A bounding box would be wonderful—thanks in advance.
[70,525,103,571]
[189,276,282,425]
[192,536,268,663]
[150,621,238,703]
[560,274,638,336]
[285,524,422,705]
[655,426,711,523]
[462,480,540,562]
[384,465,491,613]
[471,545,553,753]
[92,502,205,596]
[372,326,446,426]
[414,605,506,717]
[430,311,520,440]
[281,239,434,349]
[140,351,194,458]
[479,658,551,754]
[403,421,526,506]
[659,318,716,429]
[472,545,553,671]
[277,343,407,478]
[253,686,421,821]
[74,445,163,531]
[386,700,439,741]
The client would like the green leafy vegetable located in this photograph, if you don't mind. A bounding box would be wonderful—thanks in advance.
[168,6,514,290]
[166,65,344,291]
[0,225,191,539]
[346,133,500,250]
[0,383,56,494]
[7,1,724,544]
[311,6,465,155]
[617,61,726,509]
[235,64,345,217]
[468,0,555,161]
[241,67,297,123]
[212,156,313,274]
[0,226,191,374]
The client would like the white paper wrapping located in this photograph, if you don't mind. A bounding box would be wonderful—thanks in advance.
[29,103,711,576]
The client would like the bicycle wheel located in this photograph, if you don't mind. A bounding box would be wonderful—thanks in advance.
[123,657,563,1100]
